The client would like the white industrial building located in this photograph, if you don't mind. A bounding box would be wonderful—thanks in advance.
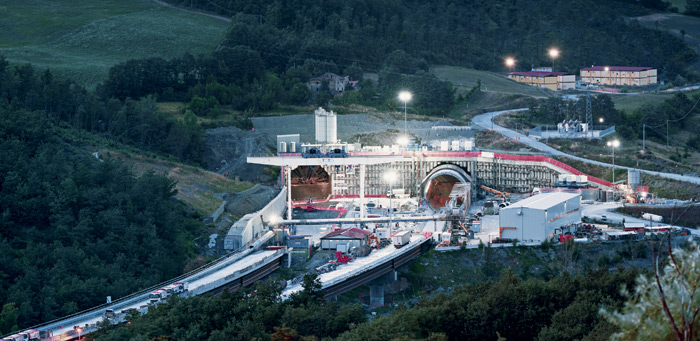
[499,192,581,243]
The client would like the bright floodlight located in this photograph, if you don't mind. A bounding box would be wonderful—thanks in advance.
[604,66,610,72]
[505,57,515,68]
[549,48,559,59]
[398,91,412,102]
[269,216,279,225]
[383,171,398,183]
[607,140,620,148]
[397,136,409,146]
[599,118,604,123]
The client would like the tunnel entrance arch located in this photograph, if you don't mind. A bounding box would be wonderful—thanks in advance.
[290,166,331,201]
[420,164,472,211]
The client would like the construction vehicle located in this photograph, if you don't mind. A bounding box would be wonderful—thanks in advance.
[368,235,380,249]
[480,185,510,198]
[335,251,353,264]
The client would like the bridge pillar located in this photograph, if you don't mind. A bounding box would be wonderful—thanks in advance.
[368,270,397,307]
[369,285,384,307]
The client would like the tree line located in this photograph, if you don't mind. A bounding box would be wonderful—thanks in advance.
[165,0,695,78]
[0,106,204,333]
[93,268,642,340]
[0,56,205,165]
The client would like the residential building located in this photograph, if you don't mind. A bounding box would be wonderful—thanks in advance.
[308,72,350,95]
[580,66,657,86]
[507,70,575,91]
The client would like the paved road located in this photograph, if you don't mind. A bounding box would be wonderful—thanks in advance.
[472,109,700,185]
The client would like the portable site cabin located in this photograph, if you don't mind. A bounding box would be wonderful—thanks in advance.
[320,228,371,251]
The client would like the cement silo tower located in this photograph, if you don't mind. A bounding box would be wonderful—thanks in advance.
[314,107,337,143]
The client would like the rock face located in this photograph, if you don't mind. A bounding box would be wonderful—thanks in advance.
[203,126,274,182]
[224,184,280,217]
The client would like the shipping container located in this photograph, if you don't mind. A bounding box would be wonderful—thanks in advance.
[392,231,411,248]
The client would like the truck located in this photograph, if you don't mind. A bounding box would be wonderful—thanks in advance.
[642,213,663,223]
[392,231,411,248]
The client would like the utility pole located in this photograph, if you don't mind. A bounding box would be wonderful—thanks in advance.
[585,90,592,134]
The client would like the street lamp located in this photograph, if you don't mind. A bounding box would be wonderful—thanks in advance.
[76,327,83,341]
[606,139,620,184]
[398,91,412,137]
[505,57,515,72]
[383,170,398,229]
[599,118,604,123]
[548,48,559,70]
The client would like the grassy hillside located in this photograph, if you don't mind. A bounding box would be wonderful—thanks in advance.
[0,0,228,88]
[635,12,700,72]
[432,66,553,97]
[100,148,253,215]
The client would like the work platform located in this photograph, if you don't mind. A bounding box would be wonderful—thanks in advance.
[277,214,460,226]
[247,154,403,166]
[282,234,431,300]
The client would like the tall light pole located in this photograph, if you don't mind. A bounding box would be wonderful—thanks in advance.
[383,170,397,229]
[548,48,559,70]
[398,91,412,137]
[76,327,83,341]
[607,139,620,183]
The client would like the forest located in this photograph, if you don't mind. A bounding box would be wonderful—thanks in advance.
[0,57,208,332]
[165,0,695,76]
[97,0,698,117]
[92,269,641,340]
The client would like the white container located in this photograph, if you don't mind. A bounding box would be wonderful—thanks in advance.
[642,213,663,223]
[392,231,411,248]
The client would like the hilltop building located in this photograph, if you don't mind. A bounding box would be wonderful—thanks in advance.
[308,72,350,95]
[507,69,575,91]
[580,66,657,86]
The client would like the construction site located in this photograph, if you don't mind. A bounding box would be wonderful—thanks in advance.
[229,107,696,305]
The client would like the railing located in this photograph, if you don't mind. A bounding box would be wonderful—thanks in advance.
[5,239,284,338]
[188,248,286,295]
[283,236,429,297]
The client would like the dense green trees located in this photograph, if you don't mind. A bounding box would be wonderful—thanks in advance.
[0,56,205,164]
[167,0,695,78]
[95,274,366,340]
[95,268,641,340]
[0,106,204,332]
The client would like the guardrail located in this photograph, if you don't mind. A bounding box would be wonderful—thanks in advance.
[3,238,278,338]
[188,248,286,295]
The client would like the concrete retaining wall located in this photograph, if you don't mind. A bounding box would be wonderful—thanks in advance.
[224,187,288,251]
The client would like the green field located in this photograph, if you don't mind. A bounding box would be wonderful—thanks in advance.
[431,65,554,97]
[611,89,700,112]
[611,92,674,112]
[0,0,228,88]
